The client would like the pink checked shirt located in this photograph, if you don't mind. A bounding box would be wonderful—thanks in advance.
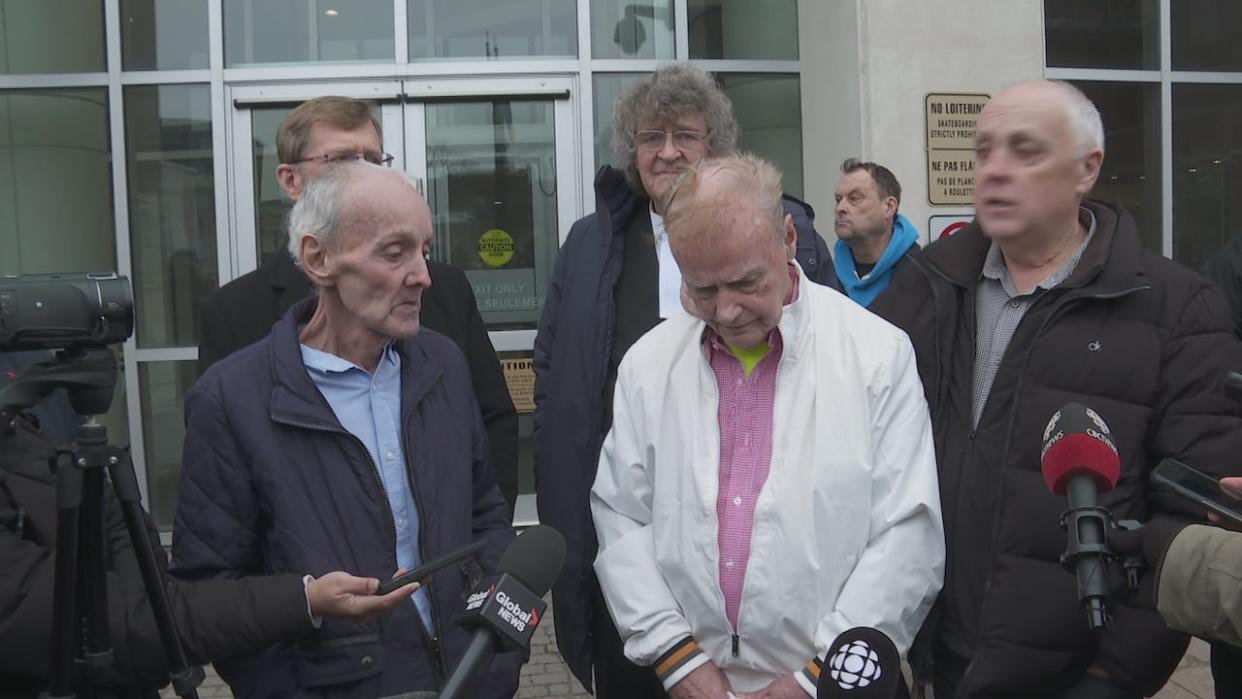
[705,267,798,631]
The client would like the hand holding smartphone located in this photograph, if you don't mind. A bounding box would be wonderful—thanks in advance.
[1151,458,1242,527]
[375,540,487,595]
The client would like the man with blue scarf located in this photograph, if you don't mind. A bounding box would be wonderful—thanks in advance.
[832,159,920,306]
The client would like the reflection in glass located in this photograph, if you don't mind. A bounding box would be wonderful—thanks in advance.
[688,0,796,60]
[591,0,674,59]
[224,0,393,67]
[0,0,105,74]
[121,0,210,71]
[1173,84,1242,270]
[125,85,217,348]
[592,73,647,172]
[1045,0,1159,70]
[0,89,114,276]
[1172,0,1242,71]
[719,74,804,197]
[424,100,558,328]
[1072,81,1161,253]
[249,103,384,266]
[409,0,576,60]
[140,360,197,529]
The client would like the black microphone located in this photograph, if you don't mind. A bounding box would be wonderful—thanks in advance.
[816,627,907,699]
[438,525,565,699]
[1040,402,1122,630]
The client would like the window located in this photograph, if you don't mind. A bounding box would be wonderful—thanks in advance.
[688,0,797,60]
[1045,0,1159,70]
[224,0,394,66]
[409,0,576,61]
[0,0,105,74]
[121,0,210,71]
[124,84,217,348]
[1172,84,1242,270]
[591,0,674,59]
[1047,0,1242,262]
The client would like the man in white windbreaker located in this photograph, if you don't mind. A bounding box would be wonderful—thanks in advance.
[590,153,945,699]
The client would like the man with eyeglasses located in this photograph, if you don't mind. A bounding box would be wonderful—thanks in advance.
[533,64,842,698]
[197,96,519,518]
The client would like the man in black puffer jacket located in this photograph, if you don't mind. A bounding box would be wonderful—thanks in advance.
[872,80,1242,698]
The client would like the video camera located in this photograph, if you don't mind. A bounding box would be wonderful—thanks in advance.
[0,273,133,352]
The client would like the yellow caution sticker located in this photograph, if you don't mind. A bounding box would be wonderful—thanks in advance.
[478,229,514,268]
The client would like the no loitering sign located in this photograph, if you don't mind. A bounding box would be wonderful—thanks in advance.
[926,93,989,206]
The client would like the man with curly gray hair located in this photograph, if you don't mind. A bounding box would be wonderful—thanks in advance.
[533,64,841,698]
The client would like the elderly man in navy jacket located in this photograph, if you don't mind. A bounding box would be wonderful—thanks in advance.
[171,163,519,698]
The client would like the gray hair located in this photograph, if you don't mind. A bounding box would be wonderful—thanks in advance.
[1051,80,1105,157]
[612,64,739,193]
[286,162,420,267]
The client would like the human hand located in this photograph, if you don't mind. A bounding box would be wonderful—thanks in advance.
[1205,476,1242,530]
[307,571,417,620]
[735,674,807,699]
[668,661,733,699]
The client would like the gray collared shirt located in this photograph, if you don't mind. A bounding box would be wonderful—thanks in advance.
[970,209,1097,427]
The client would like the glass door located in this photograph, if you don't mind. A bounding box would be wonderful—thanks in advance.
[227,81,405,277]
[226,77,581,524]
[402,76,579,524]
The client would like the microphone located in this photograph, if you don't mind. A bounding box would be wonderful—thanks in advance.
[816,627,907,699]
[1040,402,1121,630]
[438,525,565,699]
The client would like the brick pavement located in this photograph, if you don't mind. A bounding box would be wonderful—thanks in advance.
[162,603,1215,699]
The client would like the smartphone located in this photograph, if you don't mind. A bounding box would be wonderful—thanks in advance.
[374,540,487,595]
[1151,458,1242,526]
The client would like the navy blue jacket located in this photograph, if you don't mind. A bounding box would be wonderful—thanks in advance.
[171,299,519,698]
[532,166,841,689]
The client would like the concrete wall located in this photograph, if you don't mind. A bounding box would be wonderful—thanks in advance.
[799,0,1045,245]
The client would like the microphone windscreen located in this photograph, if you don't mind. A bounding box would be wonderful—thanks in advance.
[817,627,904,699]
[1040,402,1120,496]
[499,524,565,596]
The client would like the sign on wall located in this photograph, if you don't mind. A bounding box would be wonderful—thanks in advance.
[928,214,974,243]
[500,353,536,414]
[925,93,989,206]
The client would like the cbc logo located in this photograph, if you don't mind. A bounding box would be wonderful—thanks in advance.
[828,639,883,689]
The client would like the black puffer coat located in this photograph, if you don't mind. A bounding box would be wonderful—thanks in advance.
[0,411,313,699]
[871,200,1242,697]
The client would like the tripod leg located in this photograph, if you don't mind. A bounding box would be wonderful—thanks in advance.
[46,455,82,699]
[108,447,203,699]
[79,465,114,672]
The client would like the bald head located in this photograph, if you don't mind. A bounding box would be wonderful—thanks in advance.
[288,163,429,266]
[986,80,1104,158]
[662,154,797,350]
[974,80,1105,243]
[664,153,787,258]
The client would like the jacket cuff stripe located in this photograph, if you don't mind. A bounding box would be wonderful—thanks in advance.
[801,656,822,686]
[654,637,703,683]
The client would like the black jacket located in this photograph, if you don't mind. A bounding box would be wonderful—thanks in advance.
[1201,234,1242,339]
[198,251,519,516]
[0,411,314,699]
[871,200,1242,697]
[532,166,841,690]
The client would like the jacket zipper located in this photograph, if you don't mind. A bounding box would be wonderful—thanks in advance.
[276,416,445,677]
[957,283,1149,691]
[402,424,445,678]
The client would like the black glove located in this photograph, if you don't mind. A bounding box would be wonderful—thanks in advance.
[1109,516,1187,610]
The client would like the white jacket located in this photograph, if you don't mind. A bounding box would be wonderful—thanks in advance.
[591,265,945,694]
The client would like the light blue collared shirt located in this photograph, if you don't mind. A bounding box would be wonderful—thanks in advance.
[300,341,433,629]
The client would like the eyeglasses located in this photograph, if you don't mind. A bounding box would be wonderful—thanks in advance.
[289,150,395,167]
[634,129,708,152]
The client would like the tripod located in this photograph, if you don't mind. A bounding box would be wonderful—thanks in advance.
[0,348,203,699]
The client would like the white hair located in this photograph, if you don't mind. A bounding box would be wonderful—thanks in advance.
[286,162,420,267]
[1051,80,1106,157]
